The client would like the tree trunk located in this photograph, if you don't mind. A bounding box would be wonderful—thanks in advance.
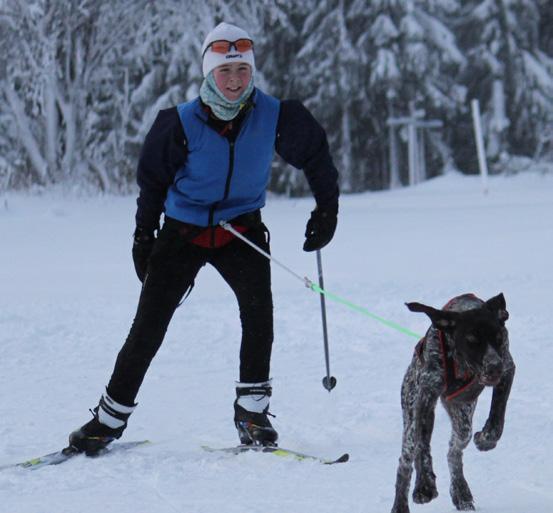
[3,84,49,184]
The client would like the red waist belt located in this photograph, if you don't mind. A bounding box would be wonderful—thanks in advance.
[190,225,248,248]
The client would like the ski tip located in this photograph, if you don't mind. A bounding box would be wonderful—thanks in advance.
[328,453,349,464]
[19,458,43,468]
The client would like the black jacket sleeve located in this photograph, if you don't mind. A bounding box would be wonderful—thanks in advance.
[275,100,339,210]
[135,107,187,232]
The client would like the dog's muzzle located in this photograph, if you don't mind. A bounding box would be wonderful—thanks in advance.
[480,349,503,385]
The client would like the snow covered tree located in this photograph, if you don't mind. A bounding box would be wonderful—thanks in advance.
[1,0,552,192]
[0,0,293,191]
[536,0,553,160]
[291,0,372,193]
[291,0,466,191]
[538,0,553,55]
[365,0,466,185]
[0,0,150,189]
[102,0,212,189]
[455,0,553,167]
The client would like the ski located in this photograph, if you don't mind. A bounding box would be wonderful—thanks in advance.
[1,440,151,471]
[201,444,349,465]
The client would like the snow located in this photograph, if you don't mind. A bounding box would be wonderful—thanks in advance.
[1,170,553,513]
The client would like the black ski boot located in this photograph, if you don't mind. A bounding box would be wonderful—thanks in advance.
[234,381,278,446]
[68,392,135,456]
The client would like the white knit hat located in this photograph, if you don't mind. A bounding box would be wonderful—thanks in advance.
[201,22,255,77]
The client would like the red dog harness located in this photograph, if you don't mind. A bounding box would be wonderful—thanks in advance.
[415,331,477,401]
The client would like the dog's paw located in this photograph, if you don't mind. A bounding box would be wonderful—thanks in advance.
[451,479,475,511]
[454,499,476,511]
[390,500,410,513]
[474,429,498,451]
[413,480,438,504]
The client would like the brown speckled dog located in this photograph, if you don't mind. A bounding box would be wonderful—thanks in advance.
[391,293,515,513]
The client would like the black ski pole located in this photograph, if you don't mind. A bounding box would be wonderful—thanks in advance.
[316,249,336,391]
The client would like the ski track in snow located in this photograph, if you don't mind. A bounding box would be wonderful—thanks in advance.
[0,171,552,513]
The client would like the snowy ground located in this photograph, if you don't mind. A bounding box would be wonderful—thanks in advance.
[1,171,552,513]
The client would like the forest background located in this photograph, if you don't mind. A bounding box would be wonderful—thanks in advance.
[1,0,552,195]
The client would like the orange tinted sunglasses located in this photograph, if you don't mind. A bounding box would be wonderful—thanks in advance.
[204,39,254,56]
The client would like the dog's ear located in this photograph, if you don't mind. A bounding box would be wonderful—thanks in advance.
[486,293,509,322]
[405,302,458,330]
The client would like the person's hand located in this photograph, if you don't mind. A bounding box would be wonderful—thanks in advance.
[303,204,338,252]
[132,227,156,282]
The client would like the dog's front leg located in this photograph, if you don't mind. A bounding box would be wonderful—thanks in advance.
[412,381,441,504]
[474,359,515,451]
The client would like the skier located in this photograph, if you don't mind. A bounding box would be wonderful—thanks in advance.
[68,22,339,454]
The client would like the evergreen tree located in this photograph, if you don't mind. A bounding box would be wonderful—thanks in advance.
[366,0,466,184]
[1,0,552,192]
[0,0,148,190]
[456,0,553,166]
[292,0,372,193]
[538,0,553,57]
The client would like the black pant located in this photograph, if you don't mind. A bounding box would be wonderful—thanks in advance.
[106,219,273,406]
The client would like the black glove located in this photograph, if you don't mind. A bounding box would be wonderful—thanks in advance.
[303,204,338,252]
[132,227,156,282]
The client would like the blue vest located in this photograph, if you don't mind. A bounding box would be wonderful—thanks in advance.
[165,89,280,227]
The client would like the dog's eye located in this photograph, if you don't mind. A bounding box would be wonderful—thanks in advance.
[466,334,478,344]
